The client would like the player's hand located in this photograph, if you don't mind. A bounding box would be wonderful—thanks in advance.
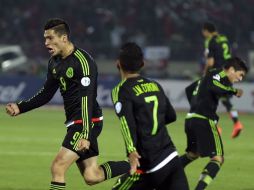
[5,103,20,116]
[77,139,90,152]
[235,89,243,97]
[128,151,141,175]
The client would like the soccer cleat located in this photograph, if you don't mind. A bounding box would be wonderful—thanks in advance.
[217,126,222,136]
[231,121,243,138]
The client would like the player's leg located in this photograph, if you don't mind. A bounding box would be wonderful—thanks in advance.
[112,171,151,190]
[50,147,79,190]
[195,119,224,190]
[76,120,130,185]
[156,157,189,190]
[76,156,130,185]
[180,118,199,167]
[221,96,243,138]
[50,122,89,190]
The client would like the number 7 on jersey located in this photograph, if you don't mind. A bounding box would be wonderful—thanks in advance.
[144,95,158,135]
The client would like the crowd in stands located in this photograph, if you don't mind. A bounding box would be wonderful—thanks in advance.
[1,0,253,61]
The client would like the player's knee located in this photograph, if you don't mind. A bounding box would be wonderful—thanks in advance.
[51,156,66,175]
[211,155,224,165]
[83,167,103,186]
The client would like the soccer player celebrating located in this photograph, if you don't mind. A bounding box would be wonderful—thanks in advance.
[111,42,189,190]
[202,22,243,138]
[5,18,129,190]
[180,57,248,190]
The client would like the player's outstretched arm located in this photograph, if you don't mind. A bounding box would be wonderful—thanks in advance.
[5,103,20,116]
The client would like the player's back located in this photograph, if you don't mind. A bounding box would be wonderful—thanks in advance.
[113,76,176,170]
[208,34,232,68]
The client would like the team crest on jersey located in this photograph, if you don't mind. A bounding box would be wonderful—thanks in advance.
[81,77,90,86]
[213,74,220,81]
[52,68,56,74]
[66,67,74,78]
[115,102,122,114]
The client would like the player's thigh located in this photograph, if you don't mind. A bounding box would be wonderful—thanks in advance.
[158,159,189,190]
[149,157,188,190]
[63,123,100,162]
[76,155,99,174]
[62,123,85,152]
[92,120,103,138]
[194,118,223,157]
[52,146,79,170]
[185,118,197,153]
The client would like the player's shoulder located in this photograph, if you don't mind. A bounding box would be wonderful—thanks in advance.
[73,47,95,63]
[207,68,226,81]
[215,34,229,43]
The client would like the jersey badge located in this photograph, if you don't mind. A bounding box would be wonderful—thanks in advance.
[66,67,74,78]
[115,102,122,114]
[52,68,56,74]
[81,77,90,86]
[213,74,220,81]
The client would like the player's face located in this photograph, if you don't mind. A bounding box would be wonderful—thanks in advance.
[202,29,209,38]
[44,29,65,56]
[228,67,245,83]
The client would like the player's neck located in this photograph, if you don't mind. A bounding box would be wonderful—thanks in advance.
[62,42,74,59]
[122,72,140,80]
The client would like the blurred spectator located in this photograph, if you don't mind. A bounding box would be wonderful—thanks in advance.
[0,0,253,62]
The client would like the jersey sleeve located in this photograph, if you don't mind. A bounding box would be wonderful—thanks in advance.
[207,39,216,58]
[112,86,137,155]
[209,74,237,96]
[74,51,96,141]
[164,96,177,125]
[185,80,200,105]
[17,64,59,113]
[157,84,176,125]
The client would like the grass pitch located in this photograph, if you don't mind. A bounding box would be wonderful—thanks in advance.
[0,106,253,190]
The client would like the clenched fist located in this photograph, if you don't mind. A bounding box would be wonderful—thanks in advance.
[6,103,20,116]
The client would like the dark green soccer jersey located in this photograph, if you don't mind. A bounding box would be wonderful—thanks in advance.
[207,34,232,69]
[111,76,176,170]
[17,47,101,140]
[191,69,237,121]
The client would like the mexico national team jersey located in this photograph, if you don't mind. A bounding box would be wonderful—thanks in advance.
[191,69,237,121]
[17,47,102,140]
[111,76,176,170]
[207,34,232,68]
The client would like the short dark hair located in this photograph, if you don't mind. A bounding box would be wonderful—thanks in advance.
[203,22,216,32]
[224,57,248,73]
[118,42,144,73]
[44,18,70,37]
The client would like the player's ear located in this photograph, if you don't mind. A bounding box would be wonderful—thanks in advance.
[116,60,121,70]
[62,34,68,42]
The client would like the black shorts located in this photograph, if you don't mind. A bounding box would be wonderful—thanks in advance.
[62,120,103,162]
[185,118,223,157]
[112,156,189,190]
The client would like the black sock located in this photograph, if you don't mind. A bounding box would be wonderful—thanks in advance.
[100,160,130,180]
[49,181,66,190]
[232,117,238,123]
[195,160,221,190]
[229,110,239,123]
[180,153,196,168]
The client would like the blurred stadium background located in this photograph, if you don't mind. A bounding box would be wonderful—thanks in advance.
[0,0,254,189]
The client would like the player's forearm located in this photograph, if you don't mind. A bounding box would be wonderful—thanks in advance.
[17,86,57,113]
[211,80,237,97]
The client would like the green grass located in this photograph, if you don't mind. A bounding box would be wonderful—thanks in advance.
[0,106,253,190]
